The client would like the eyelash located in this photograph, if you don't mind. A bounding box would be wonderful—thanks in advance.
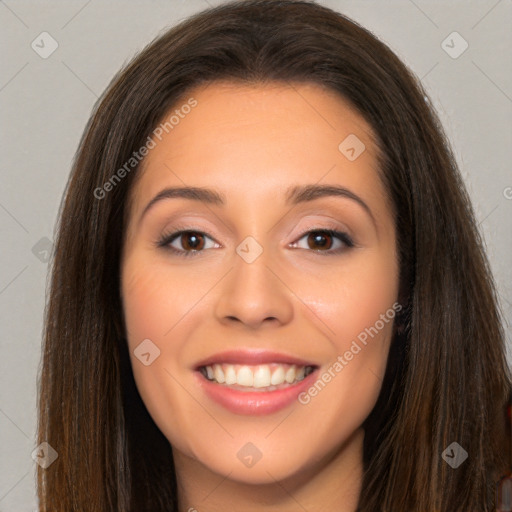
[155,226,355,258]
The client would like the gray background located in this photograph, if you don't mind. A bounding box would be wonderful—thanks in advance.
[0,0,511,509]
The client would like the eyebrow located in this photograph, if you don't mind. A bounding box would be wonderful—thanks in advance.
[139,184,376,226]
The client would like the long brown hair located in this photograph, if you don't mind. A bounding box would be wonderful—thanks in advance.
[37,1,511,510]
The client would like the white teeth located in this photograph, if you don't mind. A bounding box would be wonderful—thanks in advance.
[224,365,237,385]
[201,363,314,389]
[270,366,285,385]
[285,365,296,383]
[237,366,253,386]
[213,364,225,384]
[253,365,271,388]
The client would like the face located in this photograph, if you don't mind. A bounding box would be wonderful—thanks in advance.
[121,81,399,485]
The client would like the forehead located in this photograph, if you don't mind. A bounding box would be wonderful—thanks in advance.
[127,80,386,220]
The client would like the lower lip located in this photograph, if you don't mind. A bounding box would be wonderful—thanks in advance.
[195,369,318,415]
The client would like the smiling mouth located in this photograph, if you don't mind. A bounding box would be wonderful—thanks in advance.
[198,363,316,392]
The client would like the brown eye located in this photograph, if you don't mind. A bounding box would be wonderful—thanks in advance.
[157,229,220,257]
[178,231,205,251]
[291,229,354,254]
[306,231,334,250]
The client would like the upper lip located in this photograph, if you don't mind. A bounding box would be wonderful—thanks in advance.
[194,349,318,369]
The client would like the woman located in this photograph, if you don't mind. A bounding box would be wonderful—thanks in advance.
[36,0,511,510]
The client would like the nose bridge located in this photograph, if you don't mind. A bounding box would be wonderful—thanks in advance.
[214,236,294,328]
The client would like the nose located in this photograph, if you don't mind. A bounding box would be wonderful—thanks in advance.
[214,245,294,330]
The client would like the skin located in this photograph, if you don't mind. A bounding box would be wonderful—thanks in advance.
[120,81,399,512]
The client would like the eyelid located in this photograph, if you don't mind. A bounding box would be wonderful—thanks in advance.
[290,219,352,239]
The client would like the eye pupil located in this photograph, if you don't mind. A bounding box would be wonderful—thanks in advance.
[182,232,204,251]
[308,231,332,250]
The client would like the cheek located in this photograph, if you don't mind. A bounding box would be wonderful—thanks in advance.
[121,257,202,451]
[300,248,399,348]
[121,256,196,343]
[294,260,398,445]
[297,248,398,401]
